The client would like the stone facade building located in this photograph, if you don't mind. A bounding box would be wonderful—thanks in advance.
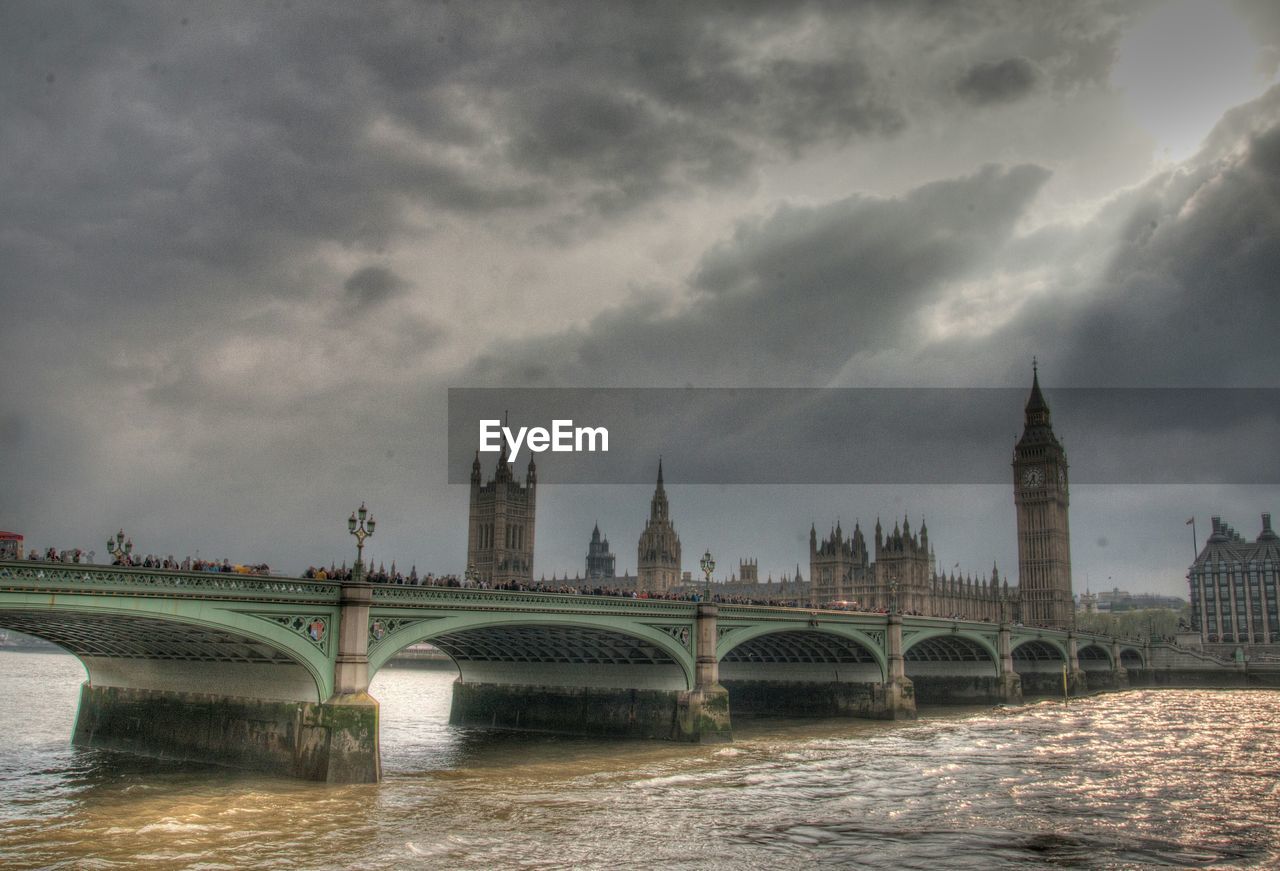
[1189,514,1280,645]
[1013,365,1074,628]
[808,518,1011,619]
[637,460,681,593]
[466,444,536,584]
[585,523,616,581]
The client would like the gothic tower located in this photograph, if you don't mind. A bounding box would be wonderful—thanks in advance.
[585,522,616,581]
[467,438,537,585]
[1013,363,1072,627]
[637,459,681,593]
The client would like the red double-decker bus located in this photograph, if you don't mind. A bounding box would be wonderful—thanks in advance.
[0,531,23,560]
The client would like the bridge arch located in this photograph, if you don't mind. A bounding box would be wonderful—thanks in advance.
[904,634,999,676]
[716,626,887,683]
[903,629,1000,676]
[0,599,333,702]
[716,625,885,681]
[1077,643,1114,671]
[1119,646,1145,669]
[1010,638,1067,674]
[368,613,696,691]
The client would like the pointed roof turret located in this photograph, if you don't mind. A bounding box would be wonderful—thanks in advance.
[648,458,670,522]
[1026,357,1048,414]
[1017,358,1060,449]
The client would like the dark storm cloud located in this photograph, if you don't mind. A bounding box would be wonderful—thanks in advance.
[464,85,1280,460]
[956,58,1040,105]
[470,162,1050,388]
[0,0,939,349]
[344,266,409,308]
[0,0,1254,593]
[1035,86,1280,386]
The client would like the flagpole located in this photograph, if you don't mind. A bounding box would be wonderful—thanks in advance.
[1187,517,1198,561]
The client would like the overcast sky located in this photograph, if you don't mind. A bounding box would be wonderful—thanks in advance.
[4,0,1280,596]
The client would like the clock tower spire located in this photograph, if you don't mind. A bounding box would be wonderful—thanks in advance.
[1013,361,1072,628]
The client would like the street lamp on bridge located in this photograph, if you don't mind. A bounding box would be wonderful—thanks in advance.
[888,576,899,616]
[464,564,479,588]
[106,530,132,565]
[348,503,375,583]
[700,550,715,602]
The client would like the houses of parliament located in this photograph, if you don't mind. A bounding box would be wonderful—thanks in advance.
[465,367,1075,627]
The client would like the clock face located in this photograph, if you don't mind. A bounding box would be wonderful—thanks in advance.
[1021,466,1044,488]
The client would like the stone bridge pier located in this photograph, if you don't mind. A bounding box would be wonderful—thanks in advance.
[74,574,383,784]
[713,610,915,721]
[0,562,385,784]
[437,601,730,742]
[899,622,1022,706]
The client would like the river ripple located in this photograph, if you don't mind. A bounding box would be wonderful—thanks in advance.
[1,651,1277,869]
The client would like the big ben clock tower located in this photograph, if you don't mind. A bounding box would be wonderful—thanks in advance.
[1013,361,1073,628]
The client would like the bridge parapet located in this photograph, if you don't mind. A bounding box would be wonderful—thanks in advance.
[0,560,340,603]
[371,583,697,615]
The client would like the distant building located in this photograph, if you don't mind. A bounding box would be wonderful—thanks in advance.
[0,531,22,560]
[585,523,615,580]
[1100,588,1185,612]
[683,562,810,603]
[1189,514,1280,645]
[809,518,1011,620]
[466,441,537,584]
[637,460,681,593]
[1095,587,1132,611]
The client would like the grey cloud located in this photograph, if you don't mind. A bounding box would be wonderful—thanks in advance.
[2,0,1261,595]
[1042,87,1280,386]
[344,266,409,307]
[956,58,1040,105]
[468,162,1051,388]
[0,414,25,448]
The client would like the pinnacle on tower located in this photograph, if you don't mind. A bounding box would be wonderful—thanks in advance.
[1025,359,1049,414]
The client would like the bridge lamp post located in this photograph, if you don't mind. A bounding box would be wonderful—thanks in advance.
[106,530,133,565]
[700,550,715,602]
[464,564,478,588]
[348,503,375,583]
[888,576,899,616]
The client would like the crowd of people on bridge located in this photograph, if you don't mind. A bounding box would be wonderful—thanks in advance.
[301,564,462,585]
[110,553,273,575]
[25,547,90,563]
[17,548,1055,619]
[23,545,273,575]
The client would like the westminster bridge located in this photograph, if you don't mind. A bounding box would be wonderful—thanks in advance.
[0,560,1239,783]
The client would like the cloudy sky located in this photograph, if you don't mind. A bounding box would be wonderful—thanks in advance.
[3,0,1280,596]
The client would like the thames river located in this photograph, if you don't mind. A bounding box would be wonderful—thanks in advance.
[0,651,1277,869]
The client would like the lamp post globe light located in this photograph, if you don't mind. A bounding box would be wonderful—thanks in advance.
[348,503,375,582]
[700,550,715,600]
[106,529,133,565]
